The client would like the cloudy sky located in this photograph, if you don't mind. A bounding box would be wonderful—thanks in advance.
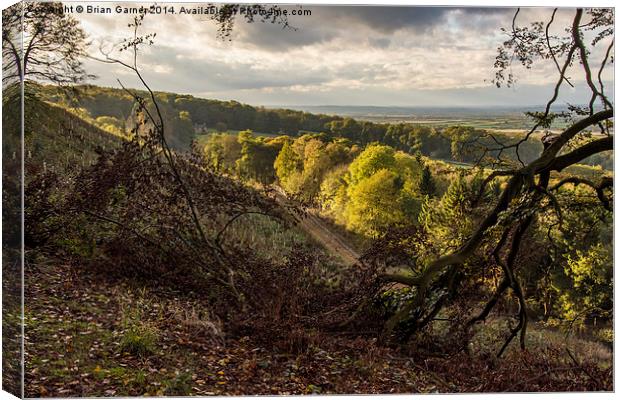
[74,3,614,107]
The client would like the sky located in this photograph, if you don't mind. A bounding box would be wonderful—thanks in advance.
[73,3,614,108]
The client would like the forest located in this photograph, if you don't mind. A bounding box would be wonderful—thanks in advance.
[1,2,615,397]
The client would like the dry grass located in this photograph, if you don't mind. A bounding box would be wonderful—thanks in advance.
[466,317,612,368]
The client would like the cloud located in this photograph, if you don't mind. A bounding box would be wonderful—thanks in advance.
[75,5,613,107]
[85,43,333,94]
[320,6,450,34]
[234,20,335,51]
[230,5,514,52]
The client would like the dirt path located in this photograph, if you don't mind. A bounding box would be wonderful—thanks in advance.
[272,187,360,266]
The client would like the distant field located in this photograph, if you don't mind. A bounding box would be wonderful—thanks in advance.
[285,105,610,134]
[359,116,589,133]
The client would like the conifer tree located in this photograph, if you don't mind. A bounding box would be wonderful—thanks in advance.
[418,165,436,197]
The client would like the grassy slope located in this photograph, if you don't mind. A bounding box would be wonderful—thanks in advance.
[21,94,123,173]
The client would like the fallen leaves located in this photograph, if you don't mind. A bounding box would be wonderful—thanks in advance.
[24,261,612,397]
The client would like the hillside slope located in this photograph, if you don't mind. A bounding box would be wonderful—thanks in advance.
[3,89,124,174]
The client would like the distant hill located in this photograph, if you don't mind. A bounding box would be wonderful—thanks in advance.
[37,84,344,150]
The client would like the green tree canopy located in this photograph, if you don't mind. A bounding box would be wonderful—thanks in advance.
[347,144,397,186]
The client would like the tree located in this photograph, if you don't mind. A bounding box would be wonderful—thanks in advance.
[71,5,298,309]
[347,144,396,186]
[343,145,423,237]
[345,169,409,237]
[2,2,92,85]
[215,121,228,132]
[318,164,349,224]
[274,135,353,202]
[298,139,351,203]
[274,138,302,191]
[203,133,242,174]
[236,131,279,185]
[556,243,612,326]
[419,174,473,252]
[536,184,613,325]
[418,165,436,197]
[378,8,614,355]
